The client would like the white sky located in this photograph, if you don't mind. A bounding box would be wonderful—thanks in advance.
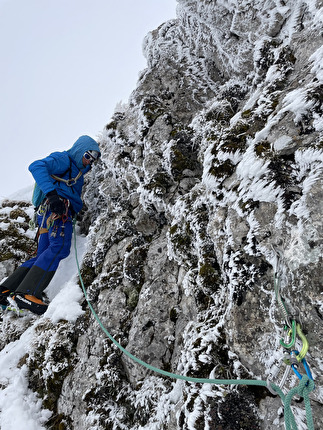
[0,0,177,199]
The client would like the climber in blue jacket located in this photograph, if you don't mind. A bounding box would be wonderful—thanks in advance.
[0,135,101,315]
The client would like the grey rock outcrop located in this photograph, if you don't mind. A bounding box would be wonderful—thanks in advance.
[1,1,322,429]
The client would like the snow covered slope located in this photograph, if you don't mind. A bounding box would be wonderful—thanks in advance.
[0,194,87,429]
[1,0,323,429]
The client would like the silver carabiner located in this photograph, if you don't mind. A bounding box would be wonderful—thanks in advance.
[66,178,77,187]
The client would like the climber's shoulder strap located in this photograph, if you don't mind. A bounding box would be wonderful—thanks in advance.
[51,157,83,187]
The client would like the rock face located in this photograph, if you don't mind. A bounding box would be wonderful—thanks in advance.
[1,0,323,429]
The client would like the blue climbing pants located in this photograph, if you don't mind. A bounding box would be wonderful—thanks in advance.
[22,211,73,272]
[2,210,73,298]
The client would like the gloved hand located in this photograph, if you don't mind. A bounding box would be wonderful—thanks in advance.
[46,190,65,215]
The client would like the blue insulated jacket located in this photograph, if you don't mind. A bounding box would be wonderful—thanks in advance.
[29,135,100,213]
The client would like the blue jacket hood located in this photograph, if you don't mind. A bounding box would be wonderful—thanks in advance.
[67,135,101,170]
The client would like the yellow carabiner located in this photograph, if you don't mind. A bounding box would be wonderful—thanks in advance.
[296,324,309,361]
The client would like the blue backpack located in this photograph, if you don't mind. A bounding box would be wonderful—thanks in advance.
[31,183,46,208]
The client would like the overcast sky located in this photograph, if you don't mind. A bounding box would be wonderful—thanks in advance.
[0,0,177,199]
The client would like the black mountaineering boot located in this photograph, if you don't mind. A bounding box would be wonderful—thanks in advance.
[14,294,48,315]
[0,286,11,306]
[13,266,54,315]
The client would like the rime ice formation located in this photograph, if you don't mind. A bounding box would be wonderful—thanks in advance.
[1,1,323,429]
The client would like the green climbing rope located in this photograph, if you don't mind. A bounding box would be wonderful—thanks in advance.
[73,221,315,430]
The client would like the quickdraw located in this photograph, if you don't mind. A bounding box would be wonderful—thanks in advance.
[281,322,309,362]
[267,266,315,394]
[267,321,314,394]
[281,323,314,388]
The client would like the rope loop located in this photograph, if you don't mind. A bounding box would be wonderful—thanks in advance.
[284,376,315,430]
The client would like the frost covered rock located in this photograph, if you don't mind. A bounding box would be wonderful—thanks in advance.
[1,1,323,429]
[0,199,35,275]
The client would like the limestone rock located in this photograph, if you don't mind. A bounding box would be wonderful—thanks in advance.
[1,1,322,429]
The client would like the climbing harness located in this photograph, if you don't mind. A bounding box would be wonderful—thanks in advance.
[46,198,70,232]
[29,199,71,249]
[72,221,316,430]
